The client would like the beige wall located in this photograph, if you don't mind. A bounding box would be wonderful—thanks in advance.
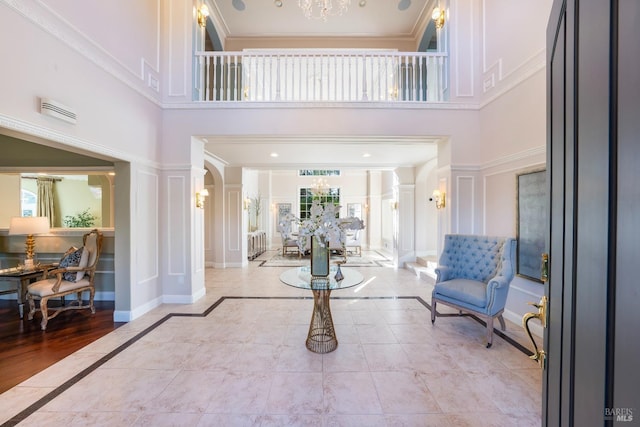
[0,175,20,225]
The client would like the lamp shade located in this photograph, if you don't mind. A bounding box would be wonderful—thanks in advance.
[8,216,50,236]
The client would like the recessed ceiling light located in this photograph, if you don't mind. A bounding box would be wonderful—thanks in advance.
[270,152,279,157]
[363,153,371,158]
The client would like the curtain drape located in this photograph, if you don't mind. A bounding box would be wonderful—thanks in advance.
[37,177,56,227]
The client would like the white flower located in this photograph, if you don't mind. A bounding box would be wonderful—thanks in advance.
[287,200,344,252]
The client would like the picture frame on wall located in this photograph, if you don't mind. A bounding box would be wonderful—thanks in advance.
[516,169,547,283]
[276,203,292,226]
[347,203,362,219]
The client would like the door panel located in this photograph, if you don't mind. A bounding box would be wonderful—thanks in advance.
[615,0,640,415]
[545,5,567,425]
[546,0,640,425]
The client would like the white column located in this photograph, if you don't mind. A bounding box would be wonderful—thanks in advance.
[223,167,247,267]
[396,183,416,267]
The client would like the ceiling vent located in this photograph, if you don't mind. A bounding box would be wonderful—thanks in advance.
[40,98,77,124]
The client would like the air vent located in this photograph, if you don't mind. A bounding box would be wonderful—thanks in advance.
[40,98,77,124]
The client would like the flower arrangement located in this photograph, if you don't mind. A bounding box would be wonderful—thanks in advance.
[286,199,341,252]
[286,199,364,253]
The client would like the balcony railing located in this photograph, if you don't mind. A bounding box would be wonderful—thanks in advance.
[194,50,448,103]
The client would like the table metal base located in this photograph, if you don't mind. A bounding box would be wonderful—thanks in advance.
[306,288,338,353]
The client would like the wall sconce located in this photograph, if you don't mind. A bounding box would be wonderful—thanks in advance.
[432,6,445,29]
[196,189,209,209]
[244,197,251,211]
[197,4,210,28]
[390,200,398,210]
[430,190,446,209]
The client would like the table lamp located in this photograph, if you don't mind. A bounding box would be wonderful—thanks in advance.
[8,216,50,270]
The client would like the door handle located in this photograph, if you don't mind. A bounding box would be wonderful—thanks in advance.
[522,295,547,368]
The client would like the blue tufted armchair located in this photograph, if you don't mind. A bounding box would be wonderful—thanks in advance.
[431,234,517,348]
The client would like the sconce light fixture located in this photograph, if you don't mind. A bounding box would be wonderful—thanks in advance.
[430,190,446,209]
[432,6,445,29]
[197,4,210,28]
[243,197,252,211]
[196,188,209,209]
[390,200,398,210]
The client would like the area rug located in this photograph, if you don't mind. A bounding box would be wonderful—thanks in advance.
[258,250,393,267]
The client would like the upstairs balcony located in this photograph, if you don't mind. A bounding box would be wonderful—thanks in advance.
[194,50,448,104]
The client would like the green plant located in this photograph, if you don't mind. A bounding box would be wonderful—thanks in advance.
[64,208,96,228]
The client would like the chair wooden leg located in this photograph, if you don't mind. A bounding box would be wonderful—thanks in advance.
[498,314,506,331]
[27,293,36,320]
[431,300,437,324]
[486,316,494,348]
[40,296,50,331]
[89,288,96,314]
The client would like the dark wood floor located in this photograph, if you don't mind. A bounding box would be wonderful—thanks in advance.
[0,299,123,394]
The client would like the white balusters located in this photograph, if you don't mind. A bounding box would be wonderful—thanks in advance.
[194,50,448,103]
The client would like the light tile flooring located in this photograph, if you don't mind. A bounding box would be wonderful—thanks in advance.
[0,252,542,426]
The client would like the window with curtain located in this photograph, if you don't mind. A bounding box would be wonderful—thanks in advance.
[37,177,56,227]
[20,189,36,217]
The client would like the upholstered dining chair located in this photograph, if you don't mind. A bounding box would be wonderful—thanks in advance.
[277,221,300,257]
[345,229,362,256]
[431,234,517,348]
[26,229,103,330]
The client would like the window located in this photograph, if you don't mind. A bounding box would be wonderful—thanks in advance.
[299,187,340,219]
[299,170,340,176]
[21,189,36,217]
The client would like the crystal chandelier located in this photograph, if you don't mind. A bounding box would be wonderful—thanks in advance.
[311,178,330,196]
[298,0,351,21]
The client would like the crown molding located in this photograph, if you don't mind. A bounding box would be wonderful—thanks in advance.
[0,113,161,170]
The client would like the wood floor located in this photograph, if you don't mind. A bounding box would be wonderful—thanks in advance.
[0,299,123,394]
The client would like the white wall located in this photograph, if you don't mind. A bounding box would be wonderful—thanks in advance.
[0,0,554,327]
[444,0,551,330]
[0,1,194,322]
[268,169,370,250]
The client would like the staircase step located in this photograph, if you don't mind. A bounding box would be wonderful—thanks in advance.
[405,262,437,281]
[416,256,437,268]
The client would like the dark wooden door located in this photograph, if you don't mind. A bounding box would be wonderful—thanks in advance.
[546,0,640,425]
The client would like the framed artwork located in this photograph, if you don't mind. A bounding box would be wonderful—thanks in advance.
[276,203,292,226]
[516,169,547,283]
[347,203,362,218]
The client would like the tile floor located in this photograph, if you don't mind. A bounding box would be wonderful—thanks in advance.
[0,252,542,426]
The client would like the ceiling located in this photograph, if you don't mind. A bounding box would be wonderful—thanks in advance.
[203,136,439,170]
[203,0,439,171]
[210,0,433,41]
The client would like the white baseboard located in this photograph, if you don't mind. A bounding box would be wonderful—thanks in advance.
[114,295,162,322]
[162,287,206,304]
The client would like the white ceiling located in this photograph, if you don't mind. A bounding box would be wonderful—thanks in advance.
[210,0,433,40]
[202,0,438,170]
[203,135,439,169]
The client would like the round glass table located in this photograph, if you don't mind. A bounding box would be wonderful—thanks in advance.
[280,265,363,353]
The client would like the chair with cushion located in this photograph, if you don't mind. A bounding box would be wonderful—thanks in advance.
[277,221,300,257]
[26,229,103,330]
[345,229,362,256]
[431,234,517,347]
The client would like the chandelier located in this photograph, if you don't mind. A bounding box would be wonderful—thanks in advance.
[298,0,351,20]
[311,178,330,196]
